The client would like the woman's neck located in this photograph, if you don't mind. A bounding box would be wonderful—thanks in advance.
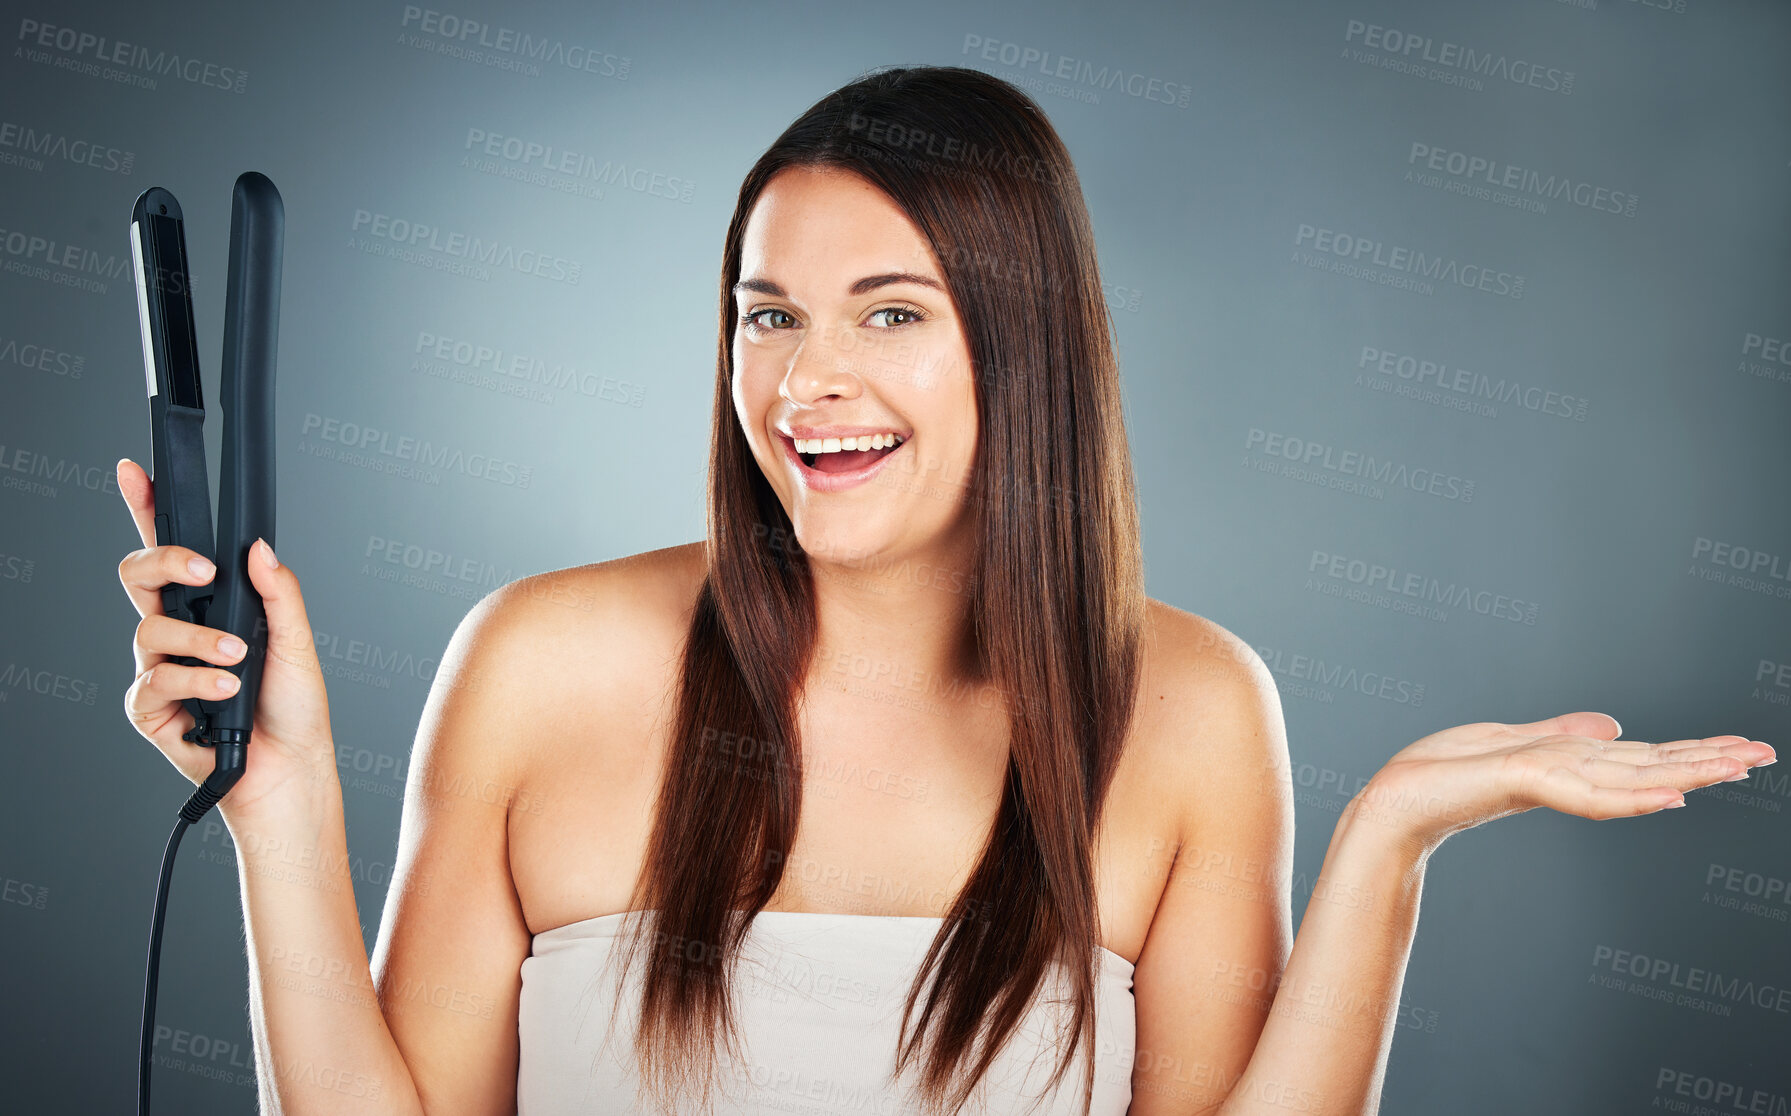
[803,538,986,705]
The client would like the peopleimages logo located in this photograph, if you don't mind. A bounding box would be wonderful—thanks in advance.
[462,127,694,204]
[1688,536,1791,602]
[844,112,1061,186]
[0,223,130,294]
[14,17,248,92]
[0,119,134,174]
[1244,427,1475,503]
[0,438,122,499]
[0,660,101,704]
[1757,660,1791,708]
[1306,549,1540,625]
[364,533,514,593]
[299,412,534,489]
[398,7,630,79]
[1652,1068,1785,1116]
[0,550,36,583]
[412,330,646,408]
[1357,346,1588,421]
[1294,223,1525,299]
[1740,331,1791,387]
[1743,332,1790,367]
[1342,19,1575,95]
[1255,643,1426,707]
[349,209,581,285]
[959,34,1192,108]
[1591,944,1791,1017]
[1703,862,1791,924]
[0,331,83,380]
[1406,142,1637,217]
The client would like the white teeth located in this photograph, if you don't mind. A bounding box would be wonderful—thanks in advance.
[794,433,905,454]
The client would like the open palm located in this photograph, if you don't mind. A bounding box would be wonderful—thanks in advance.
[1354,711,1776,849]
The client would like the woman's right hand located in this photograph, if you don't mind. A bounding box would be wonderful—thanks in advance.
[116,457,339,830]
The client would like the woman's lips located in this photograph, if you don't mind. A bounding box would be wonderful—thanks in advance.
[778,433,907,493]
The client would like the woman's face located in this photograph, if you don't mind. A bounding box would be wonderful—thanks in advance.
[731,165,979,570]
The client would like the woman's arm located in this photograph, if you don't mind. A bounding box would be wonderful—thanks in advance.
[229,771,423,1115]
[1207,715,1774,1116]
[1201,784,1426,1116]
[229,576,562,1115]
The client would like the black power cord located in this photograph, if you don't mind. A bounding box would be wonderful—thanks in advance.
[139,739,247,1115]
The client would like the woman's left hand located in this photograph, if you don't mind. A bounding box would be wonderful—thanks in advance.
[1349,711,1777,853]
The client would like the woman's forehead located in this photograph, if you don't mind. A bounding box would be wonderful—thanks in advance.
[741,168,940,283]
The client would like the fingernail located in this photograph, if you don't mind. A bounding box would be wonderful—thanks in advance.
[188,556,215,581]
[1723,770,1750,782]
[1757,757,1777,767]
[215,673,240,694]
[1664,798,1686,809]
[219,635,246,658]
[258,537,278,569]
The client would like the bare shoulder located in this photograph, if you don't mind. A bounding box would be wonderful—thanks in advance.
[1139,597,1281,735]
[484,539,705,655]
[1137,598,1292,853]
[467,540,707,774]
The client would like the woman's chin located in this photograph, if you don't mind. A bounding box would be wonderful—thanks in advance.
[787,517,906,569]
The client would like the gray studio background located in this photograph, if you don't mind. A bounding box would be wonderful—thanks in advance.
[4,0,1789,1112]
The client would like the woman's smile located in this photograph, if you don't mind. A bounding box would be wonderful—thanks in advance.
[777,431,909,494]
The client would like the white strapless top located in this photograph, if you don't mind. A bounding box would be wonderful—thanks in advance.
[517,910,1137,1115]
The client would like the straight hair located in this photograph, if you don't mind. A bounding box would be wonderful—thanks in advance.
[595,63,1147,1116]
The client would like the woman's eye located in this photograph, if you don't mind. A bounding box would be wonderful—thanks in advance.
[741,308,794,331]
[869,306,924,328]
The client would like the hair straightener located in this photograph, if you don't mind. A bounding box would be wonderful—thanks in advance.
[128,171,282,1116]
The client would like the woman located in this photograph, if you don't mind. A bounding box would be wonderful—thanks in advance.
[114,65,1772,1116]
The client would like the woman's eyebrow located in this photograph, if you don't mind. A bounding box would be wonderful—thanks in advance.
[731,271,946,298]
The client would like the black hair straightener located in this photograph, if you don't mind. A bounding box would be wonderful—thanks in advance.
[128,171,282,1116]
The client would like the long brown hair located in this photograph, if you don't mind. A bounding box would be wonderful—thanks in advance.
[595,63,1146,1116]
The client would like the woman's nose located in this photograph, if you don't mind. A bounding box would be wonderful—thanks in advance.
[780,334,864,406]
